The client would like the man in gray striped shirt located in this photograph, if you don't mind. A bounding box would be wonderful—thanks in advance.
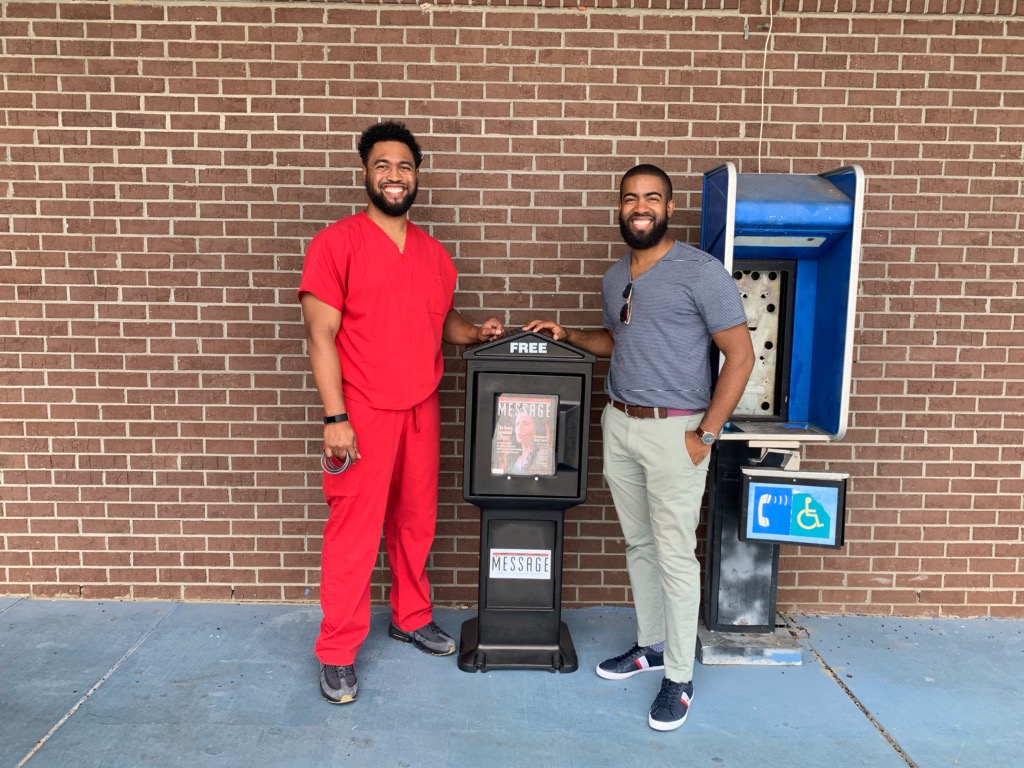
[525,164,753,731]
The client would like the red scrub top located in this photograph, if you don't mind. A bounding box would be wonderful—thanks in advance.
[299,212,457,410]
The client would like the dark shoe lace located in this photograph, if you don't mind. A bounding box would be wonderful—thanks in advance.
[653,679,690,709]
[607,644,645,664]
[419,621,446,637]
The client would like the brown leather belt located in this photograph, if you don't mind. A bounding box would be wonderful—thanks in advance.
[611,400,701,419]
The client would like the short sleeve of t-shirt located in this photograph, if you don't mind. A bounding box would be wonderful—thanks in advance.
[298,227,348,311]
[601,257,630,331]
[694,257,748,333]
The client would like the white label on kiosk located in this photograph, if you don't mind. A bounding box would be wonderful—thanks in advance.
[489,549,552,580]
[508,341,548,354]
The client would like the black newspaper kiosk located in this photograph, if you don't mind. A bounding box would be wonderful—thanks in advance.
[458,331,594,673]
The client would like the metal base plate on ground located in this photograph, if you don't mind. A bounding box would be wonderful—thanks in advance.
[697,622,803,666]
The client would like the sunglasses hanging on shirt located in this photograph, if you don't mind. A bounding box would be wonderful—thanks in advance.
[620,281,633,324]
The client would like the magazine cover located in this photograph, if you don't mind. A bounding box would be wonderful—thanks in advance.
[490,393,558,476]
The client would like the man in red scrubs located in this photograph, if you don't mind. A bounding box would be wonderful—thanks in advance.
[299,121,504,704]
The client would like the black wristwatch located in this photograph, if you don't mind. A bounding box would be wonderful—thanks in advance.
[695,426,717,445]
[323,413,349,424]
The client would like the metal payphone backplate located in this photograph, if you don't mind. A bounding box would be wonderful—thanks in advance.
[731,260,794,420]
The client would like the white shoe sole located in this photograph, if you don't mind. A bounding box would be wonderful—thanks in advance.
[648,694,693,731]
[595,662,665,680]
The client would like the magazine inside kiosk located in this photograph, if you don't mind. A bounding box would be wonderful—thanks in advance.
[698,163,863,664]
[458,331,594,673]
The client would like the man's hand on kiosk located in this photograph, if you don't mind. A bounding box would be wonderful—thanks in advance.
[442,310,504,345]
[477,317,505,341]
[523,321,614,358]
[522,319,566,341]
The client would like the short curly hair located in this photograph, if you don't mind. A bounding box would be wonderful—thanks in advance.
[619,164,673,199]
[357,121,423,168]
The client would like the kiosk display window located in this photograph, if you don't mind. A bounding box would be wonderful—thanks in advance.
[466,371,584,500]
[491,394,558,477]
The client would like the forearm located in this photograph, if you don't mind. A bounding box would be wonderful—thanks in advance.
[563,326,615,358]
[442,310,479,345]
[697,322,755,435]
[442,310,504,345]
[700,357,753,434]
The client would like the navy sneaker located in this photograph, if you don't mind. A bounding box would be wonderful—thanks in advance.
[648,678,694,731]
[596,644,665,680]
[320,663,357,704]
[388,620,456,656]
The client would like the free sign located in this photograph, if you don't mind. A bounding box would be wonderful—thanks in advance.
[508,341,548,354]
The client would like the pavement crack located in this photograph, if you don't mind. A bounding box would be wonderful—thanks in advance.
[780,613,919,768]
[17,603,181,767]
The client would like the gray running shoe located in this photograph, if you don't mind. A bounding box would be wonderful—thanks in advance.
[596,644,665,680]
[320,663,357,704]
[388,620,456,656]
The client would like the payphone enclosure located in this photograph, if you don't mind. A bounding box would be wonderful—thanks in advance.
[699,164,863,636]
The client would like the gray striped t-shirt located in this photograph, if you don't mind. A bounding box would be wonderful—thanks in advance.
[601,240,748,411]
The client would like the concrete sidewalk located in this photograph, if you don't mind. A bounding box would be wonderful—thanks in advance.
[1,598,1021,768]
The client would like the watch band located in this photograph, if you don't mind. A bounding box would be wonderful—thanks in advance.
[696,426,717,445]
[323,413,349,424]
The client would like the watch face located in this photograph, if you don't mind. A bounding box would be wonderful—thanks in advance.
[701,433,716,445]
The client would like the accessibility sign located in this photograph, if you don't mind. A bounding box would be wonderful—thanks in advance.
[740,468,847,549]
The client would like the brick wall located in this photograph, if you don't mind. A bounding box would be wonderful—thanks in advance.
[1,0,1021,618]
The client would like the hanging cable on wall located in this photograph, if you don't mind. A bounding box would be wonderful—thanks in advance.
[756,1,778,174]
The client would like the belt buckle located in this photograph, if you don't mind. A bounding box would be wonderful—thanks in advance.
[623,402,635,418]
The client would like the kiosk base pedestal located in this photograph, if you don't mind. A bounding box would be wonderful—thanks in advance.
[457,617,578,673]
[704,441,781,633]
[696,621,803,666]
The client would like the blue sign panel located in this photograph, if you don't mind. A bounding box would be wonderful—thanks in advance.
[740,468,847,549]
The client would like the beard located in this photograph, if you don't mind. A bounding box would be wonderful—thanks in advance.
[619,211,669,251]
[365,179,418,217]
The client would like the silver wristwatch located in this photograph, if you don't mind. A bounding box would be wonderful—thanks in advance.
[695,426,717,445]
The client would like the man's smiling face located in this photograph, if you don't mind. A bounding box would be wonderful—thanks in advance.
[618,174,674,251]
[363,140,419,218]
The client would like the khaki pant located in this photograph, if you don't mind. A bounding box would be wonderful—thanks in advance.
[601,403,710,683]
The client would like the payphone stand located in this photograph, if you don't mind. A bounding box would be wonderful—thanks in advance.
[457,331,594,673]
[697,164,863,665]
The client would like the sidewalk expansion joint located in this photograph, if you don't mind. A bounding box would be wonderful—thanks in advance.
[17,603,181,767]
[779,613,919,768]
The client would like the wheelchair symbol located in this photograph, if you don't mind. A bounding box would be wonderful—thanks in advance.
[796,496,825,531]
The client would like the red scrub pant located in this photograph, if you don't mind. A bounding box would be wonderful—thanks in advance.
[315,392,440,666]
